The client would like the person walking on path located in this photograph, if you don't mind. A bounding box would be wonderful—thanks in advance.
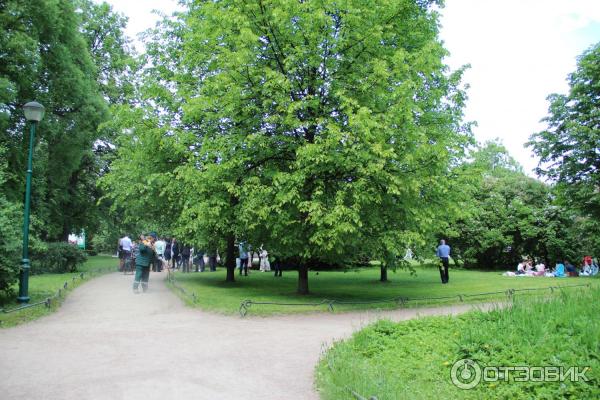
[436,239,451,284]
[164,238,172,269]
[133,235,155,293]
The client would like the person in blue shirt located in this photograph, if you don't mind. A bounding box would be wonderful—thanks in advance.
[239,241,249,276]
[553,262,566,277]
[436,239,451,284]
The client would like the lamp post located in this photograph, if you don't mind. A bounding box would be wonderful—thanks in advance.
[17,101,45,303]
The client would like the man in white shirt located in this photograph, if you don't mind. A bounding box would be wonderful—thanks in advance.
[119,234,132,271]
[154,237,166,272]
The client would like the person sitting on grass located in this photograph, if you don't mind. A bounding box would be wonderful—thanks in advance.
[580,256,598,276]
[565,260,578,277]
[524,260,535,276]
[552,262,566,278]
[503,260,526,277]
[533,261,546,276]
[516,261,526,275]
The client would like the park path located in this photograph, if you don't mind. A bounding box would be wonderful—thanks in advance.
[0,271,494,400]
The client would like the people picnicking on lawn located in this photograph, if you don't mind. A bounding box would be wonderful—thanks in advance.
[503,256,599,277]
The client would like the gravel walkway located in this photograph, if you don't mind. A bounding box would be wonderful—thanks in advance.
[0,271,493,400]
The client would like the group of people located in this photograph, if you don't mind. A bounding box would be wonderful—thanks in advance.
[154,237,218,273]
[237,242,274,276]
[118,233,222,293]
[504,256,599,277]
[119,234,220,273]
[118,234,283,294]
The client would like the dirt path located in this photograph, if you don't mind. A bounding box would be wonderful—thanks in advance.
[0,271,495,400]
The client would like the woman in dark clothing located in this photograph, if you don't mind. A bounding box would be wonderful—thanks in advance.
[164,238,172,268]
[171,238,180,269]
[181,244,191,273]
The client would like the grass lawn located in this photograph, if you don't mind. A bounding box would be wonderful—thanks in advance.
[316,287,600,399]
[169,265,598,316]
[0,255,117,328]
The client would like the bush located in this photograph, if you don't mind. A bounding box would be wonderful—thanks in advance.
[31,242,88,274]
[317,289,600,399]
[0,199,22,298]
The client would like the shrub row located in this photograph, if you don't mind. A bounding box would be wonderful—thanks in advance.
[1,241,88,299]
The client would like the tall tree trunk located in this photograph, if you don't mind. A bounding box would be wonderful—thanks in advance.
[297,263,309,294]
[225,233,236,282]
[380,265,388,282]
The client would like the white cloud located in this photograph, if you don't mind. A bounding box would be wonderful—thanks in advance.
[100,0,181,52]
[440,0,600,175]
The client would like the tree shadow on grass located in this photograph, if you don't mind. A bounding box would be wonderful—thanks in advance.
[174,270,450,303]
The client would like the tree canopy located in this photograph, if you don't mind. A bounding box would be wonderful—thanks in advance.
[101,0,471,293]
[447,141,589,269]
[0,0,133,295]
[528,42,600,219]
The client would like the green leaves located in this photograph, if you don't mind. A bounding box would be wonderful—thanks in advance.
[528,42,600,218]
[446,141,594,269]
[0,0,137,243]
[102,0,471,290]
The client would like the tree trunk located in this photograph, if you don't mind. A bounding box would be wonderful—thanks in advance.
[380,265,388,282]
[225,233,236,282]
[297,263,309,294]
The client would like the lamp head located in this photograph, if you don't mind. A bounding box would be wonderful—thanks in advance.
[23,101,45,122]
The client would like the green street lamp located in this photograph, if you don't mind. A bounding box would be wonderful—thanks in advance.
[17,101,45,303]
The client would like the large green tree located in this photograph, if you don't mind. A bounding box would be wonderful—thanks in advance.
[528,42,600,219]
[102,0,471,293]
[0,0,133,244]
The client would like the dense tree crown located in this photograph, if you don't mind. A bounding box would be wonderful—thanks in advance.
[0,0,133,295]
[528,42,600,218]
[447,142,589,269]
[0,0,134,241]
[101,0,471,292]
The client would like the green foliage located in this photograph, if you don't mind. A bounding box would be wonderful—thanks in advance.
[447,142,582,269]
[317,288,600,399]
[0,199,21,296]
[0,0,134,243]
[528,42,600,219]
[31,243,88,274]
[102,0,472,292]
[76,0,137,104]
[0,144,21,296]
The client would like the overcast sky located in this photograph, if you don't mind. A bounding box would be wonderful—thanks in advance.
[102,0,600,175]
